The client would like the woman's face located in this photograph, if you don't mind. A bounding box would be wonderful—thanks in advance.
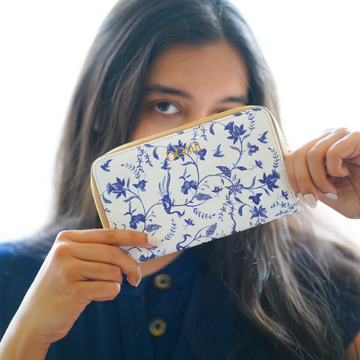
[131,40,249,141]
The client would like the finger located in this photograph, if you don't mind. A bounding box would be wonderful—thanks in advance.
[290,129,348,207]
[71,242,132,265]
[326,131,360,176]
[70,260,123,283]
[292,147,319,208]
[71,244,141,286]
[285,152,300,195]
[78,280,121,302]
[306,129,351,197]
[58,229,161,247]
[284,152,309,205]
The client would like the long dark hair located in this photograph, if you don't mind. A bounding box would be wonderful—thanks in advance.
[33,0,360,358]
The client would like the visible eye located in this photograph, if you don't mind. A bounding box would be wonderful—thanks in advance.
[153,101,179,115]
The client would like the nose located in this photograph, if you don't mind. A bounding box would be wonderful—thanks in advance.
[182,109,213,126]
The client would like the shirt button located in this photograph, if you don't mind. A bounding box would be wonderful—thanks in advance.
[149,317,167,337]
[153,273,172,291]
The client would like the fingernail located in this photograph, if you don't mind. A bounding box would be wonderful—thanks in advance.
[135,273,142,287]
[323,192,338,200]
[135,265,142,287]
[147,234,162,246]
[304,194,317,209]
[127,275,142,287]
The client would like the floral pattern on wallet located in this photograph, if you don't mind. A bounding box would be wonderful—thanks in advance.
[91,106,300,262]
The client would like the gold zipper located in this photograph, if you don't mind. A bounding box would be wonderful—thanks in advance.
[271,114,289,155]
[90,174,106,228]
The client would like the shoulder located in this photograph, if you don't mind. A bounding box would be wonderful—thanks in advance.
[0,240,44,337]
[0,240,44,278]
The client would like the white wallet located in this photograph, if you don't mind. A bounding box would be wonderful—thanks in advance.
[91,106,299,262]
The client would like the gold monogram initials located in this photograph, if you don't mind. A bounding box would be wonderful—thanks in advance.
[166,142,202,162]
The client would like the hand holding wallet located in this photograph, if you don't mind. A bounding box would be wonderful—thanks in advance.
[91,106,299,262]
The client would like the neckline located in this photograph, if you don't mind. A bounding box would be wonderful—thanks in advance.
[120,246,206,297]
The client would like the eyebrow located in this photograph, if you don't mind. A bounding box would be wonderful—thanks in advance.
[145,84,248,104]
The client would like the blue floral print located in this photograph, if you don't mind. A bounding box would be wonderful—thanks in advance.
[181,180,197,194]
[258,131,268,144]
[250,205,268,220]
[259,170,281,193]
[247,142,259,156]
[196,148,207,160]
[213,145,224,158]
[249,193,262,205]
[227,179,243,196]
[93,107,299,262]
[133,180,147,191]
[100,159,112,172]
[107,178,126,199]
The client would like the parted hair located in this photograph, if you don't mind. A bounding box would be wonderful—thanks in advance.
[30,0,360,358]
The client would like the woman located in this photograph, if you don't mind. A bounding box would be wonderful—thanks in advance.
[1,0,360,359]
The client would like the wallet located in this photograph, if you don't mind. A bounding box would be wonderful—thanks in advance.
[91,106,300,262]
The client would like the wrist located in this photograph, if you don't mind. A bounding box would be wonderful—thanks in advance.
[0,312,50,360]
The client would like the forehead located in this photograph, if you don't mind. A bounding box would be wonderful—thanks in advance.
[146,40,249,96]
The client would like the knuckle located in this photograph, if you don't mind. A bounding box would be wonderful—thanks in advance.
[56,230,70,241]
[104,229,117,244]
[326,146,337,158]
[334,127,350,136]
[128,231,137,244]
[108,244,120,260]
[110,265,122,281]
[58,262,77,282]
[52,240,71,260]
[306,147,319,162]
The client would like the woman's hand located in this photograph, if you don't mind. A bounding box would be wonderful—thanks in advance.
[0,229,157,358]
[285,128,360,219]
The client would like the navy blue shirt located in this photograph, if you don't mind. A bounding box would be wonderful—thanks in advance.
[0,241,359,359]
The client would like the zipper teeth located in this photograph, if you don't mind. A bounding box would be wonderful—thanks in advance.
[90,174,105,228]
[273,117,289,155]
[104,105,254,155]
